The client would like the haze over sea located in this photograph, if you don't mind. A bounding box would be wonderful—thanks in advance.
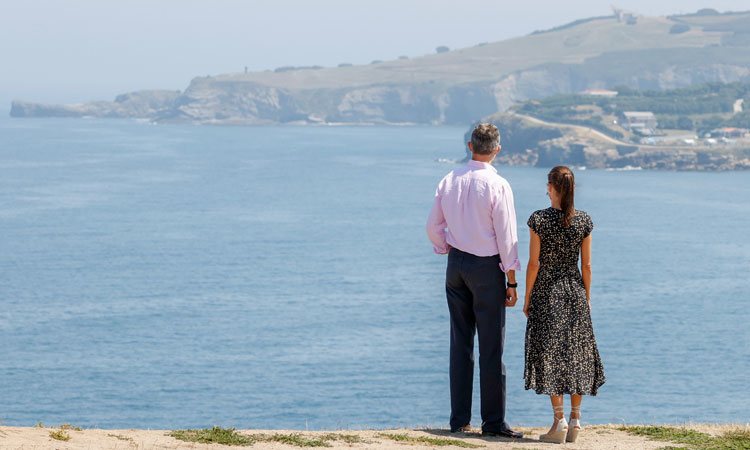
[0,117,748,429]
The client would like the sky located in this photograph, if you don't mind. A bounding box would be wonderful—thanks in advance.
[1,0,749,107]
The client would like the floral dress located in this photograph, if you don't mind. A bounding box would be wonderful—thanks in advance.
[524,207,605,396]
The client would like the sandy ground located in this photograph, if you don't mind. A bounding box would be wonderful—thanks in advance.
[0,424,747,450]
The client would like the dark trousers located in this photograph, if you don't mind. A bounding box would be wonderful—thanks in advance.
[446,247,507,432]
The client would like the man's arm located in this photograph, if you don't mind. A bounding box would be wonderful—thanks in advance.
[491,182,521,273]
[492,182,521,306]
[426,187,449,254]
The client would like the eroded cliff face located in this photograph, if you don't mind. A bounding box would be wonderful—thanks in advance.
[12,62,750,125]
[158,79,499,125]
[168,62,750,124]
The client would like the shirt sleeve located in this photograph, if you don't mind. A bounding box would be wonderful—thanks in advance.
[492,182,521,272]
[426,185,449,254]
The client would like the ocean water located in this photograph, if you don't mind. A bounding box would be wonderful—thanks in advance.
[0,118,748,430]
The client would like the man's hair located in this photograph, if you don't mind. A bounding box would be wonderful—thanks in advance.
[470,123,500,155]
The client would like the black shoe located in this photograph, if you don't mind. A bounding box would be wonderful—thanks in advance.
[481,427,523,439]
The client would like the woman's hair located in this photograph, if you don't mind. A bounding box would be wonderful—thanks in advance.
[548,166,575,227]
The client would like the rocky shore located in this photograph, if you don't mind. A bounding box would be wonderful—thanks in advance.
[481,113,750,171]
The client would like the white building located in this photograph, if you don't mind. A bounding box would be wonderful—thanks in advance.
[622,112,658,133]
[580,89,618,97]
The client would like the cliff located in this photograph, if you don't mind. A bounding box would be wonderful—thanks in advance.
[10,11,750,125]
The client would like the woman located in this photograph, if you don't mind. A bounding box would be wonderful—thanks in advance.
[523,166,605,444]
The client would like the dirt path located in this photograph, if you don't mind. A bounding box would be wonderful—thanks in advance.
[508,112,700,152]
[2,424,746,449]
[510,112,632,146]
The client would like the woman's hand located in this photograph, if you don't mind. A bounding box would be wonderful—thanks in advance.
[523,298,530,318]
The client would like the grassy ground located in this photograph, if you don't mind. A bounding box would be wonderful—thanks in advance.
[168,427,369,447]
[619,425,750,450]
[164,425,750,449]
[1,423,748,449]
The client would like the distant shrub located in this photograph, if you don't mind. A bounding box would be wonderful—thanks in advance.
[274,65,324,73]
[611,85,639,96]
[669,23,691,34]
[398,55,409,60]
[677,116,694,130]
[695,8,720,16]
[657,115,694,130]
[435,46,450,54]
[338,63,353,67]
[475,42,488,47]
[616,145,639,155]
[370,60,383,64]
[697,115,725,134]
[726,111,750,129]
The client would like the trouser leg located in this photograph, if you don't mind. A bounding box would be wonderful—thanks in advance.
[466,256,507,431]
[446,249,475,430]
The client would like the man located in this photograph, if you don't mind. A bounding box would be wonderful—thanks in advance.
[426,123,522,438]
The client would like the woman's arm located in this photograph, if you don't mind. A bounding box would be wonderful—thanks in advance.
[581,235,592,303]
[523,228,541,317]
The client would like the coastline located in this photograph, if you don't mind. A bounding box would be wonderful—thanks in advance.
[1,423,747,449]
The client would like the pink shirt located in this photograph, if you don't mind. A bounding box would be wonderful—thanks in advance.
[426,160,521,273]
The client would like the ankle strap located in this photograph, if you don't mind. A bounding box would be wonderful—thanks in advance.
[571,406,581,411]
[553,405,564,411]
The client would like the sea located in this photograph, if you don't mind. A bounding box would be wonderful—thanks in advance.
[0,117,748,430]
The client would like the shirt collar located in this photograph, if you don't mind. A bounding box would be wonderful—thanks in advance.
[467,159,497,173]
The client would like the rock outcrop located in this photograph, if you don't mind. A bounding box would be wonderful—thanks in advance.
[480,113,750,170]
[11,90,181,119]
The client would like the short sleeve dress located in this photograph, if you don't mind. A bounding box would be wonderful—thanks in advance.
[524,207,605,396]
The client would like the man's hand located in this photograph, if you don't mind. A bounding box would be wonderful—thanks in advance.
[505,287,518,307]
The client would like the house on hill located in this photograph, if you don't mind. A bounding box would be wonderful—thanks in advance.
[709,127,749,139]
[622,111,658,134]
[580,89,618,97]
[612,7,638,24]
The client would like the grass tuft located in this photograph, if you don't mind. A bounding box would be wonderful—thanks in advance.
[34,421,44,428]
[619,426,713,446]
[719,429,750,449]
[378,432,483,448]
[168,427,254,446]
[168,427,368,447]
[107,433,136,444]
[60,423,82,431]
[49,429,71,441]
[320,433,366,444]
[620,425,750,450]
[258,433,332,447]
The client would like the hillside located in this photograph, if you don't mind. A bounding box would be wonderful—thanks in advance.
[10,9,750,125]
[479,80,750,170]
